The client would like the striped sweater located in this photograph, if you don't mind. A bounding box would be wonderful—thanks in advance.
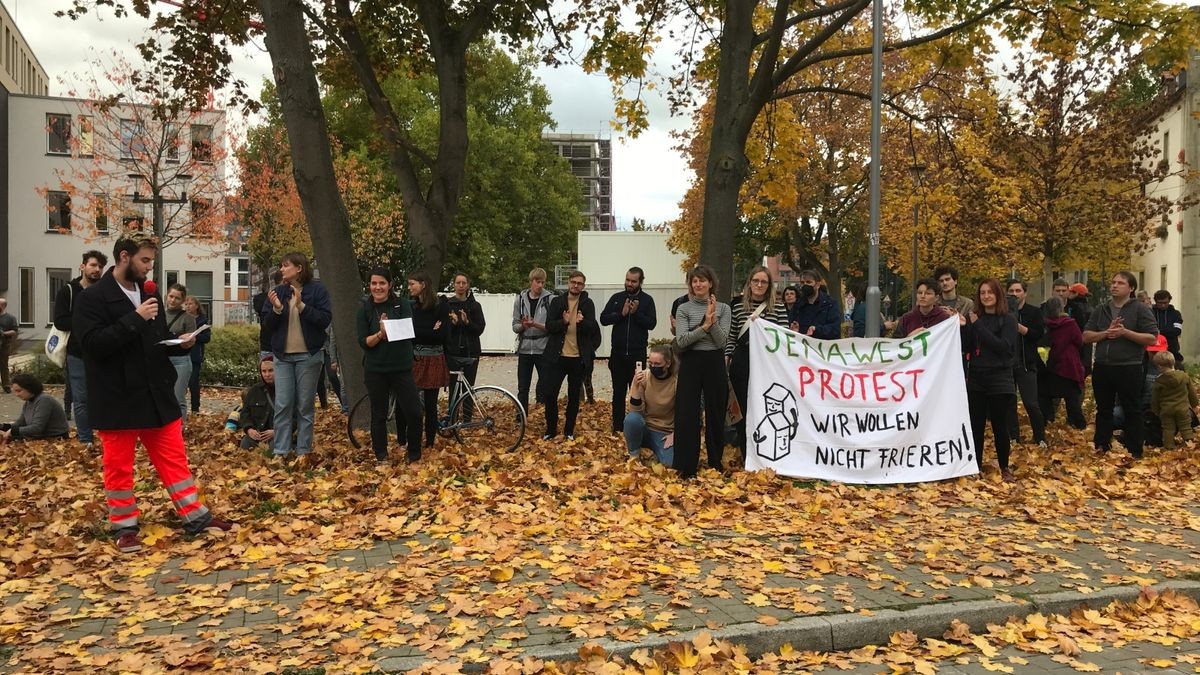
[726,296,789,355]
[674,296,731,352]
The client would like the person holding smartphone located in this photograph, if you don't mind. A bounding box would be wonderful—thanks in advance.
[624,346,677,465]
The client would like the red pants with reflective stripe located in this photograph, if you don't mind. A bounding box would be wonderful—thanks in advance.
[98,419,209,531]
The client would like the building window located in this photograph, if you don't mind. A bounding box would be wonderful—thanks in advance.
[191,124,213,163]
[94,194,110,234]
[120,118,147,160]
[18,267,34,326]
[1160,266,1167,293]
[191,196,212,229]
[47,113,71,154]
[121,198,146,230]
[79,115,94,156]
[225,257,249,294]
[47,268,71,323]
[1163,131,1170,164]
[166,271,180,288]
[185,271,214,316]
[166,123,180,162]
[48,191,71,231]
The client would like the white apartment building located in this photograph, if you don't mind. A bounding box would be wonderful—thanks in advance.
[1131,54,1200,363]
[0,88,247,342]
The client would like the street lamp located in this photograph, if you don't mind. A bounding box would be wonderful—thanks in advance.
[909,162,926,308]
[129,172,192,287]
[864,0,885,338]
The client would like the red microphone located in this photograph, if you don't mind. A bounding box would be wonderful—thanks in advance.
[143,279,157,296]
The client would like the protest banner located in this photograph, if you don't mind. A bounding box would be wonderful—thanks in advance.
[745,319,977,484]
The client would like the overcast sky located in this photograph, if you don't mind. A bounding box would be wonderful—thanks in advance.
[6,0,690,228]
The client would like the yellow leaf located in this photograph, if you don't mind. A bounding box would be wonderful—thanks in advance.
[489,566,515,583]
[757,615,780,626]
[971,635,999,658]
[1143,659,1176,668]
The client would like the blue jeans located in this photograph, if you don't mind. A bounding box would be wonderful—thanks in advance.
[272,351,323,456]
[168,356,192,422]
[624,412,673,466]
[66,354,92,443]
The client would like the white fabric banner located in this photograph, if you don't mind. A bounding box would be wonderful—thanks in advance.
[746,319,977,484]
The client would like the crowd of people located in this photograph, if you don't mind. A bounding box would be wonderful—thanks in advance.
[2,232,1197,551]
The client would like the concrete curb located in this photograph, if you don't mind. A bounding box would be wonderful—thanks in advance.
[375,581,1200,673]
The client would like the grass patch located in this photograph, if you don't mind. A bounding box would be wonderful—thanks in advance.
[250,500,283,519]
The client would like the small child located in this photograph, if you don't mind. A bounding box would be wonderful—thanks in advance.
[1150,351,1198,449]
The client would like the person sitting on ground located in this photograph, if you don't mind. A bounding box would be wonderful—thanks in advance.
[0,373,70,443]
[236,356,276,450]
[1150,350,1198,450]
[624,345,678,466]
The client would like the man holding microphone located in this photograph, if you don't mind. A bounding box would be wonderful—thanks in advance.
[73,232,233,553]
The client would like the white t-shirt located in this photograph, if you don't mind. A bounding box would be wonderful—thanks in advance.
[118,282,141,310]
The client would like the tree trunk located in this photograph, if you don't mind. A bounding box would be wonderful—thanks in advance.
[258,0,365,407]
[698,0,760,302]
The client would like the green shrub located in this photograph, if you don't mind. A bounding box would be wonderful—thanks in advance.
[14,354,66,385]
[202,324,263,387]
[204,356,259,387]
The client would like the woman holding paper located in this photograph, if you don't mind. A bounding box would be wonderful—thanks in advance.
[726,267,788,456]
[407,272,450,449]
[357,267,423,463]
[960,277,1019,482]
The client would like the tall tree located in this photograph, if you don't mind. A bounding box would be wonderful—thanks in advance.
[584,0,1200,299]
[322,43,582,292]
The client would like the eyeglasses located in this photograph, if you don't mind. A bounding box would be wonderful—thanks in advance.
[750,279,769,285]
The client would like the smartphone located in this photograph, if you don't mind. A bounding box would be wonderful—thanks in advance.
[635,361,643,374]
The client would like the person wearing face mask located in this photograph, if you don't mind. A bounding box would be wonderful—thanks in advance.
[788,269,841,339]
[624,345,678,466]
[164,284,197,421]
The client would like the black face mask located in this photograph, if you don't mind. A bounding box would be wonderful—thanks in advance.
[649,365,668,379]
[800,284,816,299]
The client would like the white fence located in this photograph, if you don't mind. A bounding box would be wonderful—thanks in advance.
[475,285,687,356]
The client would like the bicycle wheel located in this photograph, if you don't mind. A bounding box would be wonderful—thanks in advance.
[449,385,526,452]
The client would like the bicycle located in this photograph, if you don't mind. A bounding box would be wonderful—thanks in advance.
[346,359,526,452]
[438,359,526,452]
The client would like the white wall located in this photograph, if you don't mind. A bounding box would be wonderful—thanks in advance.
[1131,96,1189,304]
[576,231,689,286]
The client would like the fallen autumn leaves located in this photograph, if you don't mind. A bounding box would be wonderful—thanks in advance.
[3,394,1200,672]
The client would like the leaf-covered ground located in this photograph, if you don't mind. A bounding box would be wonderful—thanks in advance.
[3,393,1200,672]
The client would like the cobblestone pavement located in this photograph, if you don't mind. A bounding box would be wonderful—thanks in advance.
[13,494,1200,668]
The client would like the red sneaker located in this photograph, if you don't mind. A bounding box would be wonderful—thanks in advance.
[115,531,142,553]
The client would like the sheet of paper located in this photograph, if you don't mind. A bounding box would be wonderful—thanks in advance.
[383,318,415,341]
[157,323,211,346]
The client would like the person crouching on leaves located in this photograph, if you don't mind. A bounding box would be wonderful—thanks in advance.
[235,356,276,450]
[1151,350,1198,450]
[624,345,678,466]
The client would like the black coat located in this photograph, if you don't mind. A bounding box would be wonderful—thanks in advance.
[445,294,485,357]
[1012,302,1045,373]
[238,382,274,432]
[545,291,601,367]
[53,277,86,357]
[72,269,190,430]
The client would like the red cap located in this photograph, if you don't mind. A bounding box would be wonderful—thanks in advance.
[1147,334,1168,353]
[1069,283,1088,297]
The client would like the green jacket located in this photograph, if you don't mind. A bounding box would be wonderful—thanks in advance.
[357,295,414,372]
[1151,370,1198,416]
